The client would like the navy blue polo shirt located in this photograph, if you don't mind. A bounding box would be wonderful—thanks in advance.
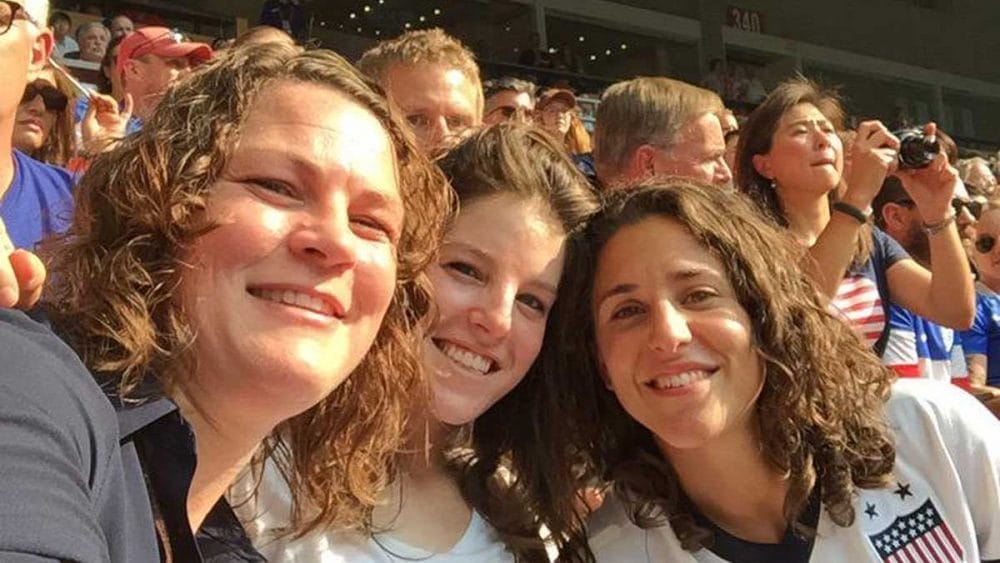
[0,310,264,561]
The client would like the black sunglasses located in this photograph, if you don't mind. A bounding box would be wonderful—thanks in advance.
[0,0,35,35]
[20,81,68,112]
[894,197,983,220]
[976,234,997,254]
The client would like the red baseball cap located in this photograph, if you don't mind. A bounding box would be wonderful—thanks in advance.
[537,89,577,111]
[117,27,213,76]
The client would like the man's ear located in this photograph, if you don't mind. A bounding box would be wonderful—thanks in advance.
[629,144,660,179]
[880,203,907,232]
[29,29,54,74]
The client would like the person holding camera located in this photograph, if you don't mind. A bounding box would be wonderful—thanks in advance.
[736,78,974,354]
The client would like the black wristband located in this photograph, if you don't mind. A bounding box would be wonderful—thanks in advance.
[832,201,871,225]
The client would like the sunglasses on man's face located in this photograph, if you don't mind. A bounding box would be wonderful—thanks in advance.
[0,0,36,35]
[976,234,997,254]
[21,81,68,112]
[895,197,984,220]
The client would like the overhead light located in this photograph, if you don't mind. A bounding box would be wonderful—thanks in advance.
[621,43,628,50]
[419,15,426,22]
[404,22,411,28]
[375,29,381,35]
[548,47,557,53]
[349,12,356,19]
[363,5,371,12]
[357,27,362,32]
[319,20,326,27]
[433,8,441,15]
[578,35,585,42]
[589,54,596,61]
[605,49,611,55]
[504,26,510,31]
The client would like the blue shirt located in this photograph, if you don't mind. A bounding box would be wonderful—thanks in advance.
[958,287,1000,387]
[0,310,265,561]
[2,150,75,250]
[882,304,967,383]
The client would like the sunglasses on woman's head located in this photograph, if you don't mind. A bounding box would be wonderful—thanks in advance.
[976,234,996,254]
[20,81,68,112]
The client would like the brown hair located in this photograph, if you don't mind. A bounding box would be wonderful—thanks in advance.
[736,77,872,266]
[593,77,723,184]
[357,28,484,118]
[42,43,452,535]
[24,64,76,166]
[565,112,592,155]
[518,182,895,559]
[437,122,599,560]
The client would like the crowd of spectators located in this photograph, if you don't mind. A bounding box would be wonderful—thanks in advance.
[0,1,998,562]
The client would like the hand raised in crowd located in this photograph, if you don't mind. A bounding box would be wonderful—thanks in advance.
[841,120,900,208]
[894,123,959,223]
[0,219,45,309]
[81,92,134,156]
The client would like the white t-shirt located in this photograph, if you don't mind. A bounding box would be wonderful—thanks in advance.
[232,459,515,563]
[587,379,1000,562]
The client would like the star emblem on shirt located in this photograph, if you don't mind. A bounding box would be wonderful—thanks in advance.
[865,502,879,519]
[893,482,913,501]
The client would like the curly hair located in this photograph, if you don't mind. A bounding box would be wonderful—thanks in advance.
[735,77,872,267]
[357,28,484,118]
[517,181,896,559]
[434,122,599,561]
[42,42,453,536]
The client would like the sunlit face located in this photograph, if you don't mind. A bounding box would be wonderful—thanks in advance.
[13,69,59,153]
[539,100,572,137]
[180,81,403,417]
[483,89,533,125]
[973,208,1000,290]
[382,62,481,154]
[592,217,762,452]
[1,6,37,122]
[425,195,566,425]
[753,102,843,198]
[125,54,192,119]
[109,16,134,39]
[650,112,732,187]
[77,25,110,62]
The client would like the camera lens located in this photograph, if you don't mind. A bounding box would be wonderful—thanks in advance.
[894,128,939,170]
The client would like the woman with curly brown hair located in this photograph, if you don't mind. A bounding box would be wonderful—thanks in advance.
[0,42,451,560]
[239,122,598,562]
[519,182,1000,562]
[736,78,973,355]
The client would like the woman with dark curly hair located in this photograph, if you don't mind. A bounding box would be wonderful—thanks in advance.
[239,122,599,562]
[519,182,1000,562]
[736,78,973,355]
[0,42,451,560]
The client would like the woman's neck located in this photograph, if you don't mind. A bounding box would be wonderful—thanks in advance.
[173,385,279,534]
[370,414,474,553]
[778,187,831,247]
[662,425,791,543]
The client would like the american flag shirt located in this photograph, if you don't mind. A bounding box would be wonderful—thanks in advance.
[829,229,910,353]
[587,380,1000,563]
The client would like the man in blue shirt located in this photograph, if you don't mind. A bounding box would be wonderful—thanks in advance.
[0,1,59,308]
[1,0,73,252]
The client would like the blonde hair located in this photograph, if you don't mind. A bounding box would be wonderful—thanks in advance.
[357,28,484,117]
[593,77,723,182]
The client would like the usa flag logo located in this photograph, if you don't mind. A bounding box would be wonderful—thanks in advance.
[867,499,964,562]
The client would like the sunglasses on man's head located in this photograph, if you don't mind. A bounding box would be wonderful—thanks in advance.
[894,197,983,220]
[976,234,997,254]
[20,81,68,112]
